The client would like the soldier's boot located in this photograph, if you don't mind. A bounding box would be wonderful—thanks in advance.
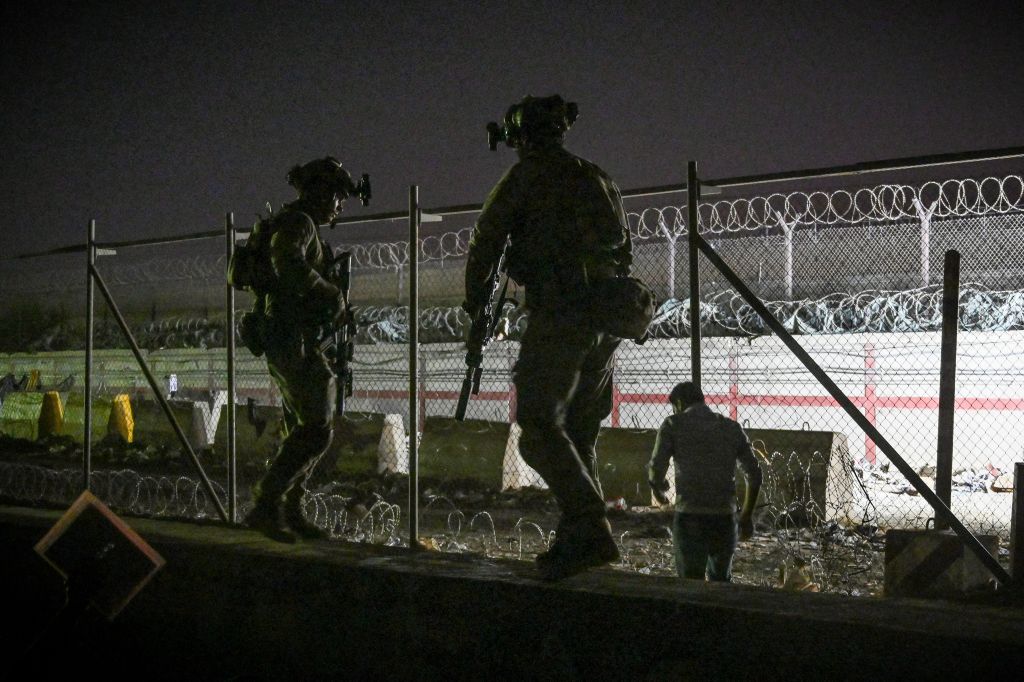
[243,495,296,544]
[538,516,619,582]
[247,424,328,543]
[283,487,330,541]
[535,516,574,570]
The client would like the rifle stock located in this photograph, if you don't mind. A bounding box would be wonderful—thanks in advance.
[455,353,483,421]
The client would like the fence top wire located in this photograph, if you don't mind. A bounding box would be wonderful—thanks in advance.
[3,173,1022,285]
[8,144,1021,262]
[337,173,1024,269]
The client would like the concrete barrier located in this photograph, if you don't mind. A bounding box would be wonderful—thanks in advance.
[0,392,46,441]
[418,417,510,487]
[62,393,113,443]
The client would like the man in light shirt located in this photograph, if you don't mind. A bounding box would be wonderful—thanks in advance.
[648,381,763,582]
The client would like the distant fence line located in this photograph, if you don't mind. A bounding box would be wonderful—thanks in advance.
[2,175,1021,296]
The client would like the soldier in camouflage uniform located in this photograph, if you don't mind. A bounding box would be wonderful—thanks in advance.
[465,95,632,580]
[236,157,355,543]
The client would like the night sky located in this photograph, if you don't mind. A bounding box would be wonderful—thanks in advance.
[1,0,1022,256]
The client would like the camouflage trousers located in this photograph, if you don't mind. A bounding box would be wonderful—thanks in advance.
[253,322,336,510]
[513,309,619,523]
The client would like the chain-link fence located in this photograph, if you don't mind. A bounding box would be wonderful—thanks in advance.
[1,172,1022,594]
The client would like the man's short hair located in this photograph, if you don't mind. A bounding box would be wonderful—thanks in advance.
[669,381,704,407]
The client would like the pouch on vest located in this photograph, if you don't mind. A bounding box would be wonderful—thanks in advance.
[238,305,266,357]
[587,276,656,341]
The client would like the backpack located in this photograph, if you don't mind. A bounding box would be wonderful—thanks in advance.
[228,213,278,357]
[228,215,275,293]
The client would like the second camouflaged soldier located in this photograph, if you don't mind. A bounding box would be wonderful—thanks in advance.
[229,156,365,543]
[464,95,636,580]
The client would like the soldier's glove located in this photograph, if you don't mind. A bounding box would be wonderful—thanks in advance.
[649,479,670,507]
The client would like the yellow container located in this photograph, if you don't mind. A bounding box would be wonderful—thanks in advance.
[38,391,65,438]
[108,393,134,443]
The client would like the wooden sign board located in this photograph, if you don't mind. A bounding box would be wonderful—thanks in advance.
[34,490,165,620]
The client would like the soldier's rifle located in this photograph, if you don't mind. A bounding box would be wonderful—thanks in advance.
[323,250,357,416]
[455,261,510,421]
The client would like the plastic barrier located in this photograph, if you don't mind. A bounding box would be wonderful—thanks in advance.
[0,390,132,444]
[501,423,546,491]
[377,414,409,474]
[38,391,65,439]
[189,391,227,448]
[109,394,134,443]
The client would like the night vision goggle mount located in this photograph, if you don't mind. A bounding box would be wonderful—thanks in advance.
[487,95,579,151]
[350,173,372,207]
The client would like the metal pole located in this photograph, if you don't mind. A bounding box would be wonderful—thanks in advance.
[90,264,229,522]
[691,231,1011,586]
[687,161,701,390]
[665,226,677,300]
[226,212,238,524]
[935,250,960,530]
[408,185,420,549]
[777,212,796,300]
[921,215,931,288]
[1012,463,1023,582]
[84,219,96,491]
[704,145,1024,191]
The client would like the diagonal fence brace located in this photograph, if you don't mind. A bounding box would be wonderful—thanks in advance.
[90,263,229,523]
[691,231,1011,586]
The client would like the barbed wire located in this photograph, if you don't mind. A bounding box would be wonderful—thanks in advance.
[337,175,1024,267]
[1,175,1020,290]
[646,285,1024,337]
[0,446,887,594]
[636,174,1024,240]
[14,285,1024,352]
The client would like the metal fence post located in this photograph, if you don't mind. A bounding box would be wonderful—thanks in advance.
[84,218,96,492]
[1012,462,1023,582]
[935,250,960,530]
[777,211,797,299]
[663,219,677,300]
[226,212,237,524]
[914,197,937,287]
[408,185,420,548]
[687,161,701,390]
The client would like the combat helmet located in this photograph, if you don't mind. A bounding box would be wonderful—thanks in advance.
[287,156,371,206]
[487,95,579,150]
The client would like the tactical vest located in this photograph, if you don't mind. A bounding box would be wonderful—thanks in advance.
[228,209,322,296]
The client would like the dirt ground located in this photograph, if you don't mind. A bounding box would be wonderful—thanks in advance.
[305,476,892,597]
[2,437,1011,599]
